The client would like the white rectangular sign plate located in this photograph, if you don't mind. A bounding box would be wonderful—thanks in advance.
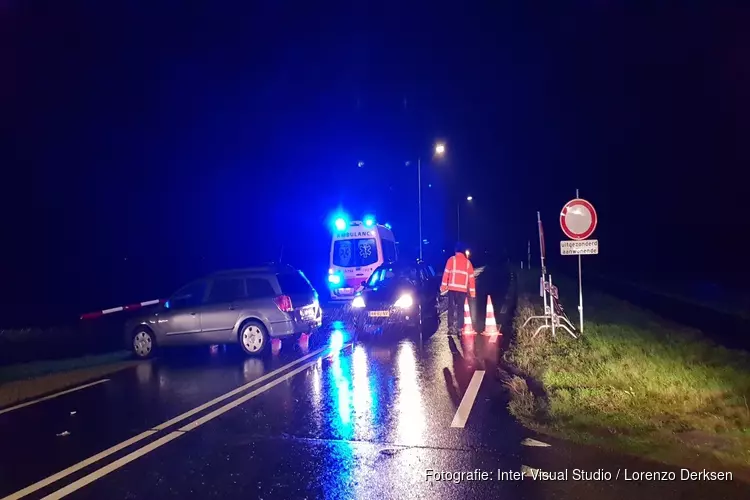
[561,239,599,255]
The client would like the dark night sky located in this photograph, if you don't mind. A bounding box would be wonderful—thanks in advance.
[3,2,749,325]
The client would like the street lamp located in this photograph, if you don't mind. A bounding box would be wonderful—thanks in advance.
[457,195,473,241]
[416,142,446,260]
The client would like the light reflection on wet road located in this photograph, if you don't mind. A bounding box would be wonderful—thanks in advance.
[2,268,749,500]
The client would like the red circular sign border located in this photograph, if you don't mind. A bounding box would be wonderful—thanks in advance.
[560,198,597,240]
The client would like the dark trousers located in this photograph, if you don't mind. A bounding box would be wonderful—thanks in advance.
[447,290,468,334]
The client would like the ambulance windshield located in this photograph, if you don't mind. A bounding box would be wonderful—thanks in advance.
[333,238,379,267]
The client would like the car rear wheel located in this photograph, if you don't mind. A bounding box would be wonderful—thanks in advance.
[132,328,155,359]
[239,321,269,356]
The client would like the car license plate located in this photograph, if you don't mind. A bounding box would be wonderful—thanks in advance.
[368,310,390,318]
[338,288,353,295]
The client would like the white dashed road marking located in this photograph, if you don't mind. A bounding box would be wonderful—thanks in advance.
[522,465,542,477]
[521,438,551,447]
[450,370,485,428]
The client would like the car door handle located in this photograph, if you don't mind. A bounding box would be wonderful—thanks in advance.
[190,312,197,316]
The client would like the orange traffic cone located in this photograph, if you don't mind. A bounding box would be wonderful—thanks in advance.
[462,298,477,336]
[482,296,501,337]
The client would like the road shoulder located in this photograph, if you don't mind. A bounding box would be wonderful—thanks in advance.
[0,356,139,409]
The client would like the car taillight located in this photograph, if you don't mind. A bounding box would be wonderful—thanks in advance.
[274,295,293,312]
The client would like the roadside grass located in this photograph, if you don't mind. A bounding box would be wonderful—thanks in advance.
[594,273,750,321]
[0,350,132,384]
[0,325,75,344]
[0,354,140,409]
[506,270,750,472]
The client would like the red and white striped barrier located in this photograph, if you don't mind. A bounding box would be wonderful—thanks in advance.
[80,299,162,320]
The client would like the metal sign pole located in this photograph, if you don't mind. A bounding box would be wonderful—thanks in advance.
[542,278,552,325]
[537,212,549,325]
[418,157,423,261]
[549,275,557,338]
[575,189,583,334]
[578,254,584,333]
[456,202,460,242]
[537,211,546,272]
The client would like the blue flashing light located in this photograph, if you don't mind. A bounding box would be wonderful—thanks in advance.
[328,274,342,285]
[363,216,375,228]
[384,222,392,230]
[164,300,171,309]
[334,217,347,231]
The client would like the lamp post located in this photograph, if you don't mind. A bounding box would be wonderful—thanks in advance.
[457,195,473,241]
[418,157,422,260]
[415,143,445,261]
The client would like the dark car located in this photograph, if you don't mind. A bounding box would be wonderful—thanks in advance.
[349,260,440,333]
[125,264,322,358]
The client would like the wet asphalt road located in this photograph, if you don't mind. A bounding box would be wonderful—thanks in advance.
[1,267,750,499]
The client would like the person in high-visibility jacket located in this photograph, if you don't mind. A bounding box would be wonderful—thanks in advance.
[440,243,477,335]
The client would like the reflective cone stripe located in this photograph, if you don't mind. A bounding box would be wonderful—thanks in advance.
[482,296,501,336]
[462,298,477,336]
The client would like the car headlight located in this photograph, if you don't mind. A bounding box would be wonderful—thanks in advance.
[393,293,413,309]
[351,296,366,308]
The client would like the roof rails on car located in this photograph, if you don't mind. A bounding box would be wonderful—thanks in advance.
[211,263,298,275]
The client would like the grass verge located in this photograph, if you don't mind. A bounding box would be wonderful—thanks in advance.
[0,352,140,409]
[594,273,750,321]
[0,350,132,384]
[505,270,750,474]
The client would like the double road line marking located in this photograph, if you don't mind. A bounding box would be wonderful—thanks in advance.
[3,343,349,500]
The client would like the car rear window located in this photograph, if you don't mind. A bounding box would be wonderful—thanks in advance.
[246,278,276,299]
[206,278,246,304]
[277,272,314,295]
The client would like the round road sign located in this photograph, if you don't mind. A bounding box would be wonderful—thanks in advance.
[560,198,597,240]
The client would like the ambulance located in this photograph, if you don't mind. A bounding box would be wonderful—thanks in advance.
[327,216,398,301]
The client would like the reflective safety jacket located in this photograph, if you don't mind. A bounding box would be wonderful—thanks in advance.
[440,252,476,298]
